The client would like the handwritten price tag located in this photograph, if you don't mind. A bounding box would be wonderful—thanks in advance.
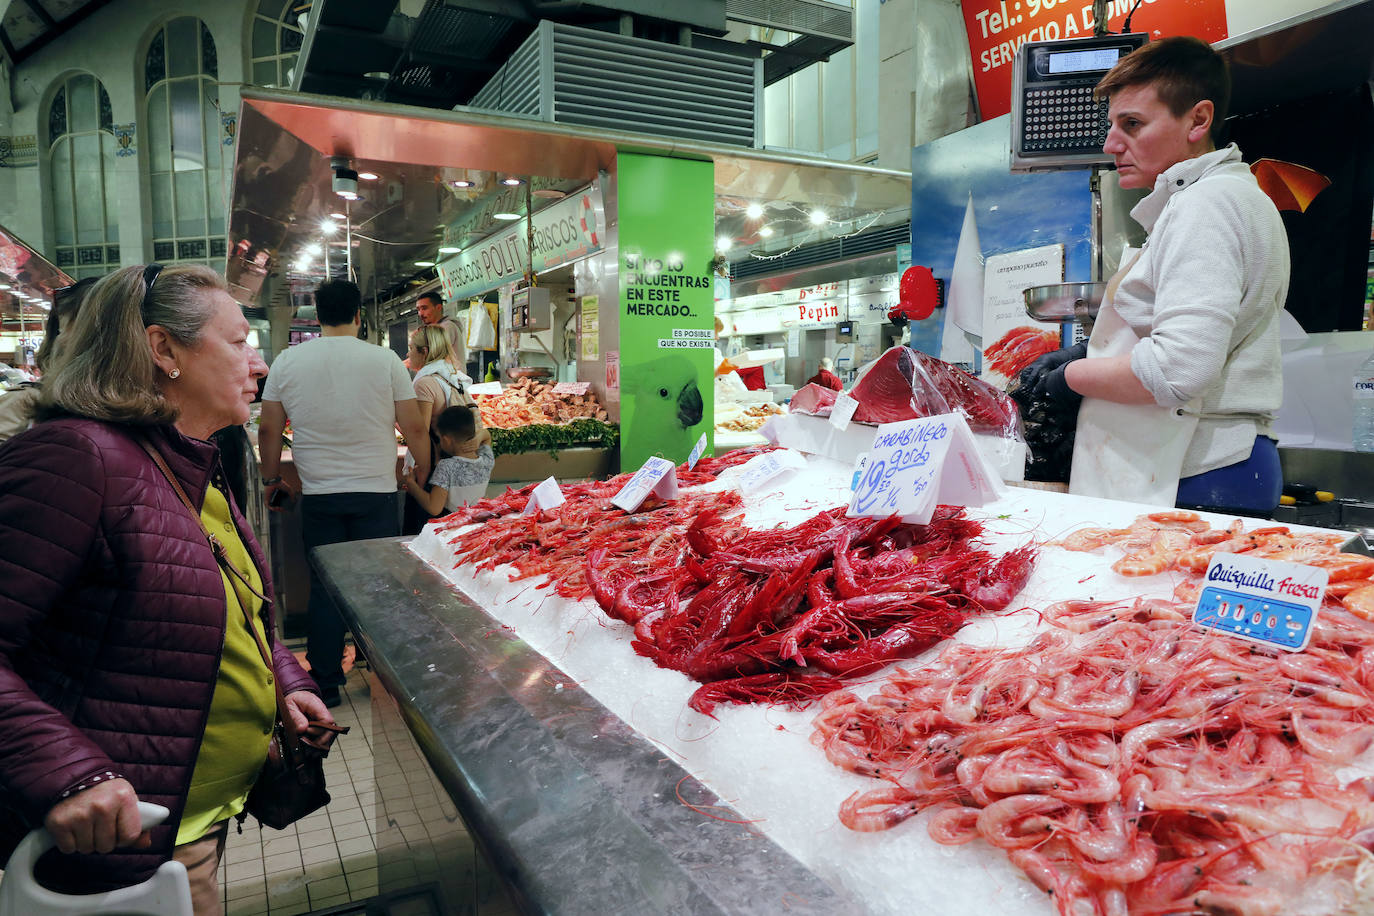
[1192,553,1326,652]
[611,456,679,512]
[552,381,591,395]
[521,476,566,517]
[829,392,860,431]
[847,413,1003,525]
[687,433,709,470]
[468,381,503,395]
[733,448,806,494]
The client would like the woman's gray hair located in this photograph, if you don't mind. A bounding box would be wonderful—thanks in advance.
[37,264,226,424]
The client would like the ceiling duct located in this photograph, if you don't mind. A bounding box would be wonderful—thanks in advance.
[721,0,853,84]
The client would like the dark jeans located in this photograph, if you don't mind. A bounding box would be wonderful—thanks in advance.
[301,491,399,687]
[1176,435,1282,517]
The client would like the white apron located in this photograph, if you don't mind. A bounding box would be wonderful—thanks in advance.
[1069,251,1201,505]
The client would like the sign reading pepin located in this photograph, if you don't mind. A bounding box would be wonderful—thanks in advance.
[1193,552,1327,652]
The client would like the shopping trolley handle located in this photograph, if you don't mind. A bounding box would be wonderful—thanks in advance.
[7,802,169,873]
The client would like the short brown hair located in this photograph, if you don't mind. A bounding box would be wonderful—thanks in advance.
[1095,36,1230,140]
[37,264,227,425]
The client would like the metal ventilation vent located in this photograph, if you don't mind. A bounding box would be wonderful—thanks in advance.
[731,223,910,280]
[724,0,853,42]
[468,22,761,147]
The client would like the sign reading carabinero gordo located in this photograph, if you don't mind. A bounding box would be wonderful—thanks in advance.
[616,153,715,468]
[436,179,605,302]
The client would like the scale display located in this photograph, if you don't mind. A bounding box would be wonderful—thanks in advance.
[1011,33,1146,172]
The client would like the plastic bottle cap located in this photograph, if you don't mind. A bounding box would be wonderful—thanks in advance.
[1316,491,1334,502]
[1279,495,1296,506]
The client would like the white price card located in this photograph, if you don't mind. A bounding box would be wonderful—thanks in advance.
[552,381,591,395]
[847,413,1004,525]
[829,392,860,431]
[611,456,679,512]
[1192,553,1327,652]
[521,476,566,517]
[467,381,503,395]
[687,433,709,470]
[733,448,806,494]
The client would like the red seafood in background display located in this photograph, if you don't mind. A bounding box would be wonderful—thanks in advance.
[847,346,1022,435]
[814,597,1374,916]
[1053,510,1374,616]
[787,382,839,417]
[983,326,1061,380]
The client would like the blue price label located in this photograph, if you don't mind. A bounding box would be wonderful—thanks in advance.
[1192,585,1314,652]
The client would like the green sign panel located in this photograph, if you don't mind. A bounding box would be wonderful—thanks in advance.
[616,153,715,469]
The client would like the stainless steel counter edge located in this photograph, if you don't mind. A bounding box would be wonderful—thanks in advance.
[311,537,859,916]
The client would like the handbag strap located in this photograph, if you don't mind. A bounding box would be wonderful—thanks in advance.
[134,433,306,760]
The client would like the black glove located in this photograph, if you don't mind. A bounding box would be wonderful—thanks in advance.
[1018,341,1087,397]
[1037,360,1083,407]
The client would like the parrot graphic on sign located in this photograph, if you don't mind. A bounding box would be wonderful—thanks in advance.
[628,355,704,462]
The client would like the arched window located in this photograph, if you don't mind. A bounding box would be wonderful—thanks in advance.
[250,0,304,88]
[145,16,227,266]
[47,73,118,280]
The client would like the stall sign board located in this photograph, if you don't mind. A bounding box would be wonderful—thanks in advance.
[959,0,1228,121]
[1193,554,1326,652]
[687,432,709,470]
[552,382,590,395]
[611,456,679,512]
[522,477,566,517]
[580,295,600,361]
[616,153,714,467]
[829,392,860,431]
[848,413,1003,525]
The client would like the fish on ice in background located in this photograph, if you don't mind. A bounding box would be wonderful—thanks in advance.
[938,193,983,365]
[629,354,705,461]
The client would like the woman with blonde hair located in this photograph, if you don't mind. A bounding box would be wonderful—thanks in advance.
[0,264,336,913]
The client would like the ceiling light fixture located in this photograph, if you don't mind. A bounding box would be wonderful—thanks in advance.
[493,212,522,221]
[500,177,524,186]
[414,260,436,268]
[328,212,347,220]
[746,203,764,219]
[716,237,732,252]
[437,246,461,255]
[305,243,323,256]
[758,226,775,238]
[809,209,828,225]
[450,179,475,188]
[319,220,337,235]
[356,171,379,181]
[330,156,359,200]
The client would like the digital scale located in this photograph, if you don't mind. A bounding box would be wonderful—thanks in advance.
[1011,32,1147,172]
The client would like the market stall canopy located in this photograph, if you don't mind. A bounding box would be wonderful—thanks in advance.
[227,88,911,311]
[0,224,73,334]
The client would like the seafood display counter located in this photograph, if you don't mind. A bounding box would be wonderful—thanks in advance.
[317,453,1374,915]
[311,536,856,915]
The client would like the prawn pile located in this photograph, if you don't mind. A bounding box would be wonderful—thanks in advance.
[813,597,1374,916]
[590,505,1037,717]
[984,326,1061,379]
[1054,510,1374,618]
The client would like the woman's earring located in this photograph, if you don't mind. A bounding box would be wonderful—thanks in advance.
[169,368,181,379]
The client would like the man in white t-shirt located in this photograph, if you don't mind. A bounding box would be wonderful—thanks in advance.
[258,280,430,706]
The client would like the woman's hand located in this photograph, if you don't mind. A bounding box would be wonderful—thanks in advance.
[44,778,150,854]
[283,689,335,733]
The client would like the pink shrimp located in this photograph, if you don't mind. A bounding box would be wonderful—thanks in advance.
[975,794,1065,849]
[837,787,921,832]
[926,805,980,845]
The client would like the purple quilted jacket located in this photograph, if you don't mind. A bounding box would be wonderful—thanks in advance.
[0,418,317,892]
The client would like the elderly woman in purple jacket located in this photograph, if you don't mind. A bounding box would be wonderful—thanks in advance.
[0,264,333,912]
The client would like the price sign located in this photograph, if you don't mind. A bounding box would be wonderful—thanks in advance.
[687,432,709,470]
[847,413,1003,525]
[733,448,806,494]
[552,381,591,395]
[611,456,679,512]
[829,392,860,431]
[468,381,503,395]
[521,476,566,517]
[1192,553,1326,652]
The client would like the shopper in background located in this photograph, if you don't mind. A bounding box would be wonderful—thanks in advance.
[402,324,482,534]
[806,357,844,391]
[416,291,466,370]
[0,277,96,441]
[1021,36,1289,514]
[398,405,494,517]
[258,279,430,707]
[0,264,329,911]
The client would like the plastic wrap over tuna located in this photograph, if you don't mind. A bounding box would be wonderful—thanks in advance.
[849,346,1023,440]
[787,383,839,417]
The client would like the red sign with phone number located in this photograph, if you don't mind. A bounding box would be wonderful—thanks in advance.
[961,0,1228,121]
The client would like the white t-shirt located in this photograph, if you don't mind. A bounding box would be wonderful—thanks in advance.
[262,335,415,495]
[429,445,494,511]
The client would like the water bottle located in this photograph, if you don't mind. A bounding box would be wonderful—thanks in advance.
[1355,352,1374,452]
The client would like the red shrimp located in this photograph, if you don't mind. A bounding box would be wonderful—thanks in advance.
[687,672,843,718]
[838,787,921,832]
[926,805,980,845]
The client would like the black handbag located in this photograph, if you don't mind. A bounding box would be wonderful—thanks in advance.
[136,434,349,830]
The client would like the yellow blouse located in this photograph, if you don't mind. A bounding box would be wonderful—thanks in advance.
[174,486,277,845]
